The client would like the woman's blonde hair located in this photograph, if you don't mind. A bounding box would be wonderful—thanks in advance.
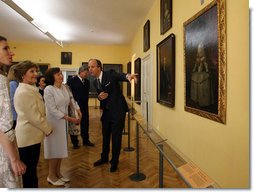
[7,64,17,81]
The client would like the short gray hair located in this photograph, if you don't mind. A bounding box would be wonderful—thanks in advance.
[78,65,88,74]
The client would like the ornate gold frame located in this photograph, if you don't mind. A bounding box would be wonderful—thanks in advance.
[184,0,226,124]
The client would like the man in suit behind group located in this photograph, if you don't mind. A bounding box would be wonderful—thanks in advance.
[67,66,94,148]
[88,59,137,172]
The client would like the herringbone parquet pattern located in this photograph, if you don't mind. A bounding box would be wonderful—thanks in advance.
[37,107,188,188]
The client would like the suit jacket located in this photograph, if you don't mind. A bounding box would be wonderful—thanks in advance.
[67,76,90,111]
[94,70,129,118]
[14,83,52,148]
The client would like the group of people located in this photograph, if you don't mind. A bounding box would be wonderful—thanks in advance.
[0,35,138,188]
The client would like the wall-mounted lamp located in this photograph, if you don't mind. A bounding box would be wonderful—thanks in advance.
[1,0,63,47]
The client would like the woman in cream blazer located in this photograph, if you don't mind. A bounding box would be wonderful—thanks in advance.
[14,61,52,188]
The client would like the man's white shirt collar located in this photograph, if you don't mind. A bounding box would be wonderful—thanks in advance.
[98,71,103,82]
[78,75,83,82]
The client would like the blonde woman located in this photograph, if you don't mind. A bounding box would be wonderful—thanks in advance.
[0,35,26,188]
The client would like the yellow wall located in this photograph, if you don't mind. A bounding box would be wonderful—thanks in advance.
[9,42,131,71]
[7,0,249,188]
[8,42,131,106]
[130,0,249,188]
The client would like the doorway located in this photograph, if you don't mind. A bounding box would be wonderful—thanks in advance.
[61,68,78,83]
[141,54,153,129]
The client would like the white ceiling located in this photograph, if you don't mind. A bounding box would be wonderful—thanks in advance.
[0,0,155,45]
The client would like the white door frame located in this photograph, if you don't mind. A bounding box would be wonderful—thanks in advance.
[61,67,79,83]
[141,54,153,129]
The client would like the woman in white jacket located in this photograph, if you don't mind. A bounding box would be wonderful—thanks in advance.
[14,60,52,188]
[44,67,81,186]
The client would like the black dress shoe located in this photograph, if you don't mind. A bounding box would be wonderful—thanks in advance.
[94,159,108,167]
[110,164,118,172]
[83,141,95,147]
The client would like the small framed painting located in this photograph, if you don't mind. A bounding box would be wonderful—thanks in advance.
[143,20,150,52]
[61,52,72,64]
[160,0,172,34]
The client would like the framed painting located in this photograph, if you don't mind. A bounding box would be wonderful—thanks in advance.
[103,63,123,91]
[184,0,226,124]
[157,33,175,108]
[61,52,72,64]
[127,61,131,99]
[160,0,172,35]
[143,20,150,52]
[38,63,50,75]
[134,58,141,104]
[103,63,122,73]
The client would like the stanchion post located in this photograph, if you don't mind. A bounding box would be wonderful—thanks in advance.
[94,96,98,109]
[146,101,149,131]
[146,101,151,133]
[123,111,134,152]
[122,113,128,135]
[158,144,164,188]
[129,122,146,181]
[131,97,134,120]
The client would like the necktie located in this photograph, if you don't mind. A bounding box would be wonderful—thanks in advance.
[97,78,101,90]
[82,79,85,85]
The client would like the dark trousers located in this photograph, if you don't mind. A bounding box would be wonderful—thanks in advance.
[80,107,89,144]
[70,135,79,146]
[18,143,41,188]
[101,111,125,165]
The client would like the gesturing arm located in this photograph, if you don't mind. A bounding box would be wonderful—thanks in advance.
[126,73,138,84]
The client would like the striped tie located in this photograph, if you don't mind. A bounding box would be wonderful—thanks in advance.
[97,78,101,90]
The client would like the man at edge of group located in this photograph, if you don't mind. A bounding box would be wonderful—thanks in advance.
[88,59,137,172]
[67,66,94,148]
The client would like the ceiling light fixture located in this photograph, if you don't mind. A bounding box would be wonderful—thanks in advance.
[1,0,63,47]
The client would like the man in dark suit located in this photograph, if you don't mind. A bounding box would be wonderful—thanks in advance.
[88,59,137,172]
[67,66,94,148]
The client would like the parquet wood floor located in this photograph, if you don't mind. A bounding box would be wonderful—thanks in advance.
[37,107,188,188]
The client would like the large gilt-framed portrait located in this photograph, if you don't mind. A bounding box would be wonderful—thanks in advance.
[160,0,172,35]
[184,0,226,124]
[157,33,175,107]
